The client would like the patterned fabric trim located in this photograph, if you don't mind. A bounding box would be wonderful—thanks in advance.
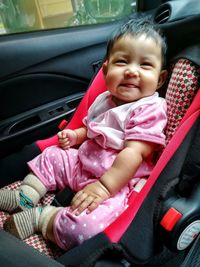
[165,59,200,143]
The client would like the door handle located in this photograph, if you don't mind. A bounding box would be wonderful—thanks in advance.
[7,115,41,134]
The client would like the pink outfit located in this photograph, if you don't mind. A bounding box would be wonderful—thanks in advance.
[28,91,167,250]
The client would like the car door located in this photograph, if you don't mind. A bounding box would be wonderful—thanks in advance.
[0,0,138,158]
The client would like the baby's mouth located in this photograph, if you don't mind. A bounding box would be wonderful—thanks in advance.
[120,82,139,89]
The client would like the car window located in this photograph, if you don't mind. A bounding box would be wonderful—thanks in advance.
[0,0,136,35]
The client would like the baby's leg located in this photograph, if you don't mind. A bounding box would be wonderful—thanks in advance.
[3,205,61,240]
[0,173,47,212]
[53,186,130,250]
[3,185,130,249]
[27,146,80,192]
[0,145,79,213]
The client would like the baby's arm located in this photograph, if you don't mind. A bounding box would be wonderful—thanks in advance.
[100,140,155,195]
[58,127,87,149]
[71,140,155,215]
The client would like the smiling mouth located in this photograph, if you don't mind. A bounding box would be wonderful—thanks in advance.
[120,83,139,89]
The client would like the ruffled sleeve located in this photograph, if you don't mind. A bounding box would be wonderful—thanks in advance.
[125,101,167,147]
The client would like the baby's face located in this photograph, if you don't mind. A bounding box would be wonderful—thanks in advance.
[103,34,164,105]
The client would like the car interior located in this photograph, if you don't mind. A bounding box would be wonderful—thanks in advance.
[0,0,200,266]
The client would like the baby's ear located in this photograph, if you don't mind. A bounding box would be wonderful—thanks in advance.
[102,61,108,76]
[157,70,168,89]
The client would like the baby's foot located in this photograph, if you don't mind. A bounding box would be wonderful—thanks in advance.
[0,189,35,213]
[0,190,20,212]
[3,207,42,239]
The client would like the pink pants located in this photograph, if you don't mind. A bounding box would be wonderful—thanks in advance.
[28,145,132,250]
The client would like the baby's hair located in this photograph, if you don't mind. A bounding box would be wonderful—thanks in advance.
[106,17,167,68]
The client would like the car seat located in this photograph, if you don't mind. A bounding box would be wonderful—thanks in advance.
[0,58,200,266]
[1,3,200,267]
[53,61,200,267]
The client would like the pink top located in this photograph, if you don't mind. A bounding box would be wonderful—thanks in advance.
[83,91,167,150]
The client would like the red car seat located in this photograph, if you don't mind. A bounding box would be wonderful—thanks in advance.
[0,57,199,264]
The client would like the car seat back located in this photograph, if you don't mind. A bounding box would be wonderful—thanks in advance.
[55,55,200,266]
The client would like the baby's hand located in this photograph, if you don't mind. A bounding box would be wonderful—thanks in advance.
[57,129,77,149]
[71,181,111,215]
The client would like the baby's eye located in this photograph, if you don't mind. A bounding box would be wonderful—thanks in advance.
[115,59,127,65]
[141,62,153,68]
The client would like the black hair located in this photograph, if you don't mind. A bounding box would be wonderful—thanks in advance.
[106,17,167,68]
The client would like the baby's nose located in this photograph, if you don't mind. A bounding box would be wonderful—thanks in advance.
[124,67,139,77]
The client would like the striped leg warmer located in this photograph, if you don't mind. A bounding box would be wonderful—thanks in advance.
[3,206,60,240]
[0,173,47,212]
